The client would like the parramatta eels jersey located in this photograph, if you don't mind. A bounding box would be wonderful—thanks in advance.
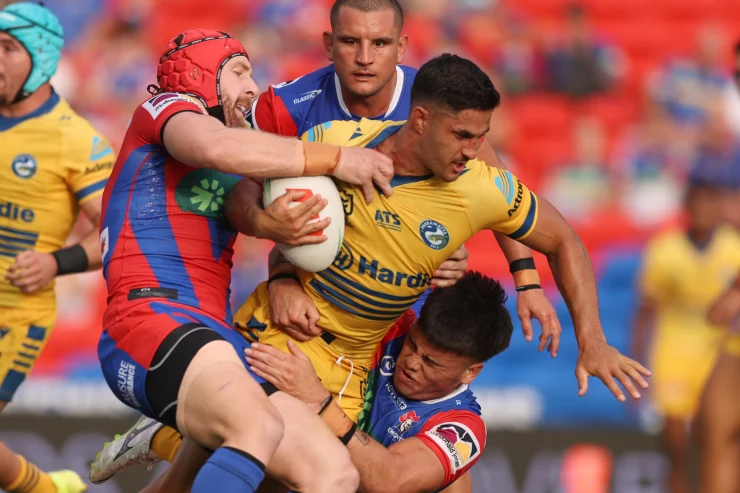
[288,118,539,361]
[0,91,114,310]
[361,313,486,490]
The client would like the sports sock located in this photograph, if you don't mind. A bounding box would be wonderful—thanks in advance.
[150,426,183,463]
[2,454,57,493]
[191,447,265,493]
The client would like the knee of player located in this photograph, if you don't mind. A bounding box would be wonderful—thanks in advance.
[340,462,360,493]
[324,447,359,492]
[236,400,285,445]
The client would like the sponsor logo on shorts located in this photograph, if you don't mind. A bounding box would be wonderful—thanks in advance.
[426,422,481,473]
[117,361,141,409]
[142,92,200,119]
[11,154,37,179]
[419,220,449,250]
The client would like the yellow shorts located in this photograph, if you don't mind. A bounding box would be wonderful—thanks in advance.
[650,336,719,419]
[235,285,371,422]
[723,334,740,358]
[0,309,56,402]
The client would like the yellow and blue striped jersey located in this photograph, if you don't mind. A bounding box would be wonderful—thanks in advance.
[293,118,539,359]
[0,92,114,310]
[640,226,740,343]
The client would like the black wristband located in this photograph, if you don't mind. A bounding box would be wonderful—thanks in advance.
[52,245,88,276]
[509,258,536,273]
[516,284,541,292]
[267,272,299,287]
[340,423,357,445]
[318,395,333,415]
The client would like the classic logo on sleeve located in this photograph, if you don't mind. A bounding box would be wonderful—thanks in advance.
[425,422,481,473]
[142,93,201,119]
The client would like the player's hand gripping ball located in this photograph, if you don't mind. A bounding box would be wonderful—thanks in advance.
[263,176,345,272]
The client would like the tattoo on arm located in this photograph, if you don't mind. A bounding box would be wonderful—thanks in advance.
[354,431,370,445]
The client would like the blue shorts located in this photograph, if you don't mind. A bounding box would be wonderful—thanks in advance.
[98,301,265,422]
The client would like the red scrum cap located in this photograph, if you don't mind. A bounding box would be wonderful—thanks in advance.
[156,29,249,122]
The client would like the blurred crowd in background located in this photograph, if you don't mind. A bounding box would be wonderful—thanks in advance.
[12,0,740,430]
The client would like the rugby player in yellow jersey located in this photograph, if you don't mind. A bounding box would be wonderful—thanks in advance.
[91,0,563,482]
[102,53,652,493]
[233,54,651,417]
[632,169,740,493]
[0,3,114,493]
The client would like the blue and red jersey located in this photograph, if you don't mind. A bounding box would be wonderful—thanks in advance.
[246,63,417,139]
[362,313,487,489]
[99,93,241,366]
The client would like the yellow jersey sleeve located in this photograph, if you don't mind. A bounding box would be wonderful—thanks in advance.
[463,163,539,240]
[62,124,115,205]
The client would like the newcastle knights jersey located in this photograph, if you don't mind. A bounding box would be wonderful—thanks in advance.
[360,313,487,489]
[246,63,417,140]
[100,93,241,333]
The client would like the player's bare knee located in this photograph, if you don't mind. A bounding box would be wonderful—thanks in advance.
[224,399,285,451]
[306,445,358,493]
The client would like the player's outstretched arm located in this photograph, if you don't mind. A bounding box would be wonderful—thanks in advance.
[478,142,562,356]
[244,342,455,493]
[517,198,652,401]
[162,112,393,201]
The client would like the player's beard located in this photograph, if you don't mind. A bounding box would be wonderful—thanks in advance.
[221,96,239,128]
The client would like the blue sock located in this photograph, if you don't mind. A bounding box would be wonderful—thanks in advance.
[191,447,266,493]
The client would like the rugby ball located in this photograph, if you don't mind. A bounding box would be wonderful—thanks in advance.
[263,176,345,272]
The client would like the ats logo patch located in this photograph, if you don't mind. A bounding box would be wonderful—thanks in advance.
[426,422,481,473]
[375,210,401,232]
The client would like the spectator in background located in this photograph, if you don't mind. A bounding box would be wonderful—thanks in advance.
[545,4,623,98]
[650,25,730,129]
[632,168,740,493]
[542,115,612,221]
[493,12,544,95]
[612,103,691,226]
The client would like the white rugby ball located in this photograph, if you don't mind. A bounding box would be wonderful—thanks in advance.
[263,176,345,272]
